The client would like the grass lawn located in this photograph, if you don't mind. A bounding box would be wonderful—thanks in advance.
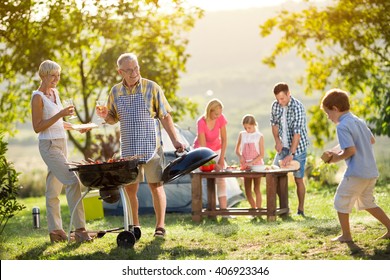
[1,183,389,261]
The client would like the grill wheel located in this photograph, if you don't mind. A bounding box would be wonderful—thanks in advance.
[116,231,136,248]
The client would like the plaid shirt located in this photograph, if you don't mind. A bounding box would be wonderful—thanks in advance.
[270,96,309,155]
[107,77,172,148]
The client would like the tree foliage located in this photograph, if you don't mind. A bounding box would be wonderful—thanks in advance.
[260,0,389,147]
[0,0,203,158]
[0,134,25,236]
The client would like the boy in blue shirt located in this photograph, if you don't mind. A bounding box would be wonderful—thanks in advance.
[321,88,390,242]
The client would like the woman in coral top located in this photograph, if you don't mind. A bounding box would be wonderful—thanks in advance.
[193,98,228,209]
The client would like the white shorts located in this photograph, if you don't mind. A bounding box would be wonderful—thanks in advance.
[334,176,378,214]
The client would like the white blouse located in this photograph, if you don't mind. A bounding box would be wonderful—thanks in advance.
[31,90,66,140]
[240,131,263,154]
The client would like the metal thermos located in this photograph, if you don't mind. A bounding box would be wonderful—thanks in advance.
[32,206,40,229]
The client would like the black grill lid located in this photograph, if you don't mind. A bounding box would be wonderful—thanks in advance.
[162,147,217,183]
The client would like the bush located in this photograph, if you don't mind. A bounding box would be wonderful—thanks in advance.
[18,168,47,198]
[265,149,276,165]
[376,157,390,185]
[305,152,339,189]
[0,134,25,235]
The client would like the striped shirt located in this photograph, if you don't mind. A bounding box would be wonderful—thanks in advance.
[270,96,309,155]
[106,77,172,148]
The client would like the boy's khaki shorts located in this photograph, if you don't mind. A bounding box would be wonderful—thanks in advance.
[334,176,378,213]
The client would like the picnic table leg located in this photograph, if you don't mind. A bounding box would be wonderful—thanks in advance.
[278,174,289,217]
[207,178,216,219]
[266,173,276,221]
[191,174,202,222]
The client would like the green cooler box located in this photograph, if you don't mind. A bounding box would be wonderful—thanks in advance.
[83,190,104,221]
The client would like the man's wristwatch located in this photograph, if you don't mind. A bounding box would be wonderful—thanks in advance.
[289,151,295,156]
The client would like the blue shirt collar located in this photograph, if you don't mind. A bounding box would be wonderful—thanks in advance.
[339,111,352,122]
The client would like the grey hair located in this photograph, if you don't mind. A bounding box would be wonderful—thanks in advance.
[117,53,138,68]
[39,60,61,77]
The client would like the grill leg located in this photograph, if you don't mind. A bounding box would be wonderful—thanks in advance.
[68,187,90,242]
[119,185,133,231]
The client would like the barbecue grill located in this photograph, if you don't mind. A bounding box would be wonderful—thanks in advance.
[69,158,142,248]
[68,147,217,248]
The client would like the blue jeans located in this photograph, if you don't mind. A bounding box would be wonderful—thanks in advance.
[273,147,306,178]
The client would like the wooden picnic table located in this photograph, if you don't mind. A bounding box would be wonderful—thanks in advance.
[190,169,296,222]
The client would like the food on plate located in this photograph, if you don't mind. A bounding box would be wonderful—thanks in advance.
[278,160,300,170]
[226,165,239,171]
[264,164,281,171]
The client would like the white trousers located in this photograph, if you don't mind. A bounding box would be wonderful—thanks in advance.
[39,139,86,232]
[213,149,226,198]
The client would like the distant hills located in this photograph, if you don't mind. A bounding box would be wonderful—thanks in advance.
[177,4,321,161]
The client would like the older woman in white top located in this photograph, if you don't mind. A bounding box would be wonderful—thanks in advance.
[31,60,92,243]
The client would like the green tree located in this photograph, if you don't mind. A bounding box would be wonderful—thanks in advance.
[0,134,25,235]
[0,0,202,158]
[260,0,389,147]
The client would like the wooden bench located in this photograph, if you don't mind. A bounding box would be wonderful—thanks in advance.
[190,170,294,222]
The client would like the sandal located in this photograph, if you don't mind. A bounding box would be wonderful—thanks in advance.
[154,227,166,238]
[133,225,142,241]
[297,210,305,217]
[74,228,93,243]
[49,230,68,243]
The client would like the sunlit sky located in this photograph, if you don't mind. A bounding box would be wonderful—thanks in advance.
[185,0,325,11]
[94,1,326,13]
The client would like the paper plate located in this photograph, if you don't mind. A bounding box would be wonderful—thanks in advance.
[72,123,99,131]
[250,165,266,172]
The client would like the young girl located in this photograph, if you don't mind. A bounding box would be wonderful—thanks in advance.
[235,114,265,209]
